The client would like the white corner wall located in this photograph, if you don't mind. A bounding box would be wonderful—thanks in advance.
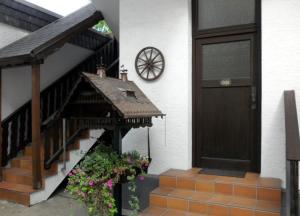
[120,0,192,175]
[0,23,93,119]
[261,0,300,185]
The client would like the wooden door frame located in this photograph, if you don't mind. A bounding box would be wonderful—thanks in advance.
[191,0,262,172]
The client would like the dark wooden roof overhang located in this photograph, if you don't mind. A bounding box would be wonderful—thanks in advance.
[0,4,103,68]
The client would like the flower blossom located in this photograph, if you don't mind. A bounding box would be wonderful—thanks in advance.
[89,180,95,187]
[107,179,113,190]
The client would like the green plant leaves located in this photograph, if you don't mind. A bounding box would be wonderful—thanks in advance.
[66,144,150,216]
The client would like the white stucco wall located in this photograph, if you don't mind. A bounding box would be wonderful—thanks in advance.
[261,0,300,185]
[120,0,300,184]
[120,0,192,175]
[0,23,93,119]
[0,23,28,48]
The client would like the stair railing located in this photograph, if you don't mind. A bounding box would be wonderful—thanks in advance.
[0,38,118,174]
[284,90,300,216]
[43,117,84,170]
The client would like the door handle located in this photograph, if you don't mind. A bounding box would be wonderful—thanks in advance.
[251,86,256,110]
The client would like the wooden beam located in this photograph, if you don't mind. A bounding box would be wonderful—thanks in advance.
[31,64,42,189]
[113,127,122,216]
[0,67,2,181]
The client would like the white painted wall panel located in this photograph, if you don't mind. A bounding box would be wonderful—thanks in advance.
[261,0,300,186]
[120,0,192,175]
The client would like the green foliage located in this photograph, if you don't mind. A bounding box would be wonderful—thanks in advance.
[93,20,112,35]
[66,145,150,216]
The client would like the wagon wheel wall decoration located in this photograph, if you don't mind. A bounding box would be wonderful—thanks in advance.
[135,47,165,81]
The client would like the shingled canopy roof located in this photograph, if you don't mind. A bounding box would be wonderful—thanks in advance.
[0,4,103,68]
[81,73,163,118]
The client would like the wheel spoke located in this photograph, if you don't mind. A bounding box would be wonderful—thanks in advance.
[153,65,162,70]
[138,58,147,63]
[139,66,148,75]
[149,48,154,60]
[137,63,147,67]
[152,60,163,64]
[147,68,150,79]
[150,70,156,78]
[144,50,149,61]
[151,53,160,62]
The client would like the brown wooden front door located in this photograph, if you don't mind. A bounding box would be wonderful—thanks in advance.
[194,34,259,171]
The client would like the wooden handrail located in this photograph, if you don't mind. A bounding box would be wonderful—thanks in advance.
[284,90,300,161]
[284,90,300,216]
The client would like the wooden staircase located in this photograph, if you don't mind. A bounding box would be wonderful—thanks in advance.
[141,169,282,216]
[0,129,99,206]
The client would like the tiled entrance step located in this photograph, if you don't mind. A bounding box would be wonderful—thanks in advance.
[140,168,282,216]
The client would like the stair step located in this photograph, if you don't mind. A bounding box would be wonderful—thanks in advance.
[0,181,35,193]
[142,168,283,216]
[24,146,44,157]
[68,139,80,151]
[159,169,282,202]
[3,166,57,186]
[3,168,33,186]
[0,181,34,206]
[80,129,90,139]
[11,155,58,173]
[140,207,206,216]
[150,188,280,215]
[11,156,33,170]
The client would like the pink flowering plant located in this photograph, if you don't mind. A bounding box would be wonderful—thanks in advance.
[66,145,150,216]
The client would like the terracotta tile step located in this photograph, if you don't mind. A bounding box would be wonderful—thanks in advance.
[149,188,280,216]
[140,207,206,216]
[159,169,282,202]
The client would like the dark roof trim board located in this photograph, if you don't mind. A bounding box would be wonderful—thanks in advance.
[0,5,104,68]
[0,0,110,50]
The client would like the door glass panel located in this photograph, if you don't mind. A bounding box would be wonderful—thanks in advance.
[198,0,255,30]
[202,40,251,81]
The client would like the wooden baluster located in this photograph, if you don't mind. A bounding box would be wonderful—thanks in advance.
[19,111,26,150]
[53,87,57,112]
[47,92,51,119]
[40,96,44,122]
[60,82,64,106]
[31,63,42,189]
[1,123,8,168]
[44,128,50,168]
[0,68,2,180]
[53,120,59,155]
[26,108,32,143]
[10,116,19,159]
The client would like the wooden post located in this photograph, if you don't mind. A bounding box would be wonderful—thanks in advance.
[32,64,42,189]
[286,160,299,216]
[0,68,2,181]
[113,126,122,216]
